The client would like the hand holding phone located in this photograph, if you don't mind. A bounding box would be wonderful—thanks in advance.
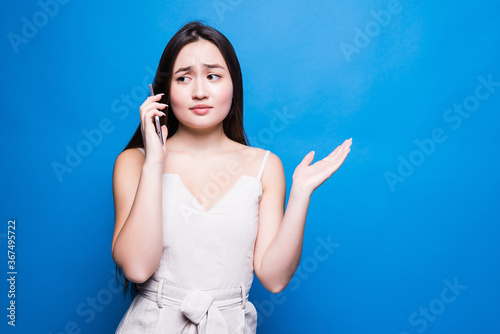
[148,84,165,146]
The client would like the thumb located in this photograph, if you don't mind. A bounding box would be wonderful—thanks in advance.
[161,125,168,145]
[299,150,315,166]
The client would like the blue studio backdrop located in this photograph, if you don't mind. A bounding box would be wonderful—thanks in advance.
[2,0,500,333]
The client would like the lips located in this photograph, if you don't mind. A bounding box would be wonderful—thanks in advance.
[190,104,212,115]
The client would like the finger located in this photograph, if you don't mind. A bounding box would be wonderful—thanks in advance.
[324,145,343,162]
[148,93,165,101]
[141,106,167,121]
[161,125,168,145]
[338,146,350,164]
[141,102,168,115]
[139,95,167,112]
[324,140,349,162]
[299,150,315,166]
[147,101,169,108]
[143,108,166,120]
[329,146,351,172]
[333,139,351,158]
[141,110,166,134]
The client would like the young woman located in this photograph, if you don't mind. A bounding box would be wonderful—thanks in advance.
[111,21,351,333]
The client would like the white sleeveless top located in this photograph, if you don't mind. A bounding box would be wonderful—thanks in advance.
[115,147,271,334]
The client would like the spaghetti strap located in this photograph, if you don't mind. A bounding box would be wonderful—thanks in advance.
[137,147,145,154]
[257,150,271,180]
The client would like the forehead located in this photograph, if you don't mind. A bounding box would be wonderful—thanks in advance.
[173,39,227,68]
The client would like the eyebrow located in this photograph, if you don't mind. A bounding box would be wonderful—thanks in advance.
[174,63,225,74]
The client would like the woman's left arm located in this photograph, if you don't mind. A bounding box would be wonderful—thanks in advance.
[254,139,352,293]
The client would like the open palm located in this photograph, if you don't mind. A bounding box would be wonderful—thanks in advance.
[292,138,352,195]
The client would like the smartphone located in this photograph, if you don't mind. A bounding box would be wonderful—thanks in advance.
[148,84,163,146]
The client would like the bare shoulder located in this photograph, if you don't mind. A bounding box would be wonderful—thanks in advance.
[234,145,277,167]
[235,144,285,191]
[113,148,145,185]
[261,151,285,192]
[114,148,145,171]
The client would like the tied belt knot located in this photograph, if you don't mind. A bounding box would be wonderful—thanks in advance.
[138,278,248,334]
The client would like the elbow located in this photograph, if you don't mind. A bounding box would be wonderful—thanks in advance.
[259,276,288,294]
[256,267,289,294]
[256,266,292,294]
[112,250,154,284]
[120,264,154,284]
[125,270,152,284]
[266,282,287,294]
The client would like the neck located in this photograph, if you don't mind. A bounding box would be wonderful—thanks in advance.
[169,122,229,156]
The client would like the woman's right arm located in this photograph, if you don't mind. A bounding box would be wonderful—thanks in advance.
[111,150,164,283]
[111,93,168,284]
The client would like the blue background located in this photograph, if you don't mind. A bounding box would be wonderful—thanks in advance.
[2,0,500,333]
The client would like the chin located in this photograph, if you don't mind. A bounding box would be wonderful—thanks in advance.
[183,118,225,130]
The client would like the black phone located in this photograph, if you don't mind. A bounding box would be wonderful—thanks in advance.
[148,84,163,146]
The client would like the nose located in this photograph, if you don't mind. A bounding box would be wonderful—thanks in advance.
[192,77,208,100]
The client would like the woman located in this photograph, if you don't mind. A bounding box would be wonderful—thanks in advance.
[112,21,351,333]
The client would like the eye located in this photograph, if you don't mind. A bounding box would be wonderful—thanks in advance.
[176,76,190,83]
[207,74,221,81]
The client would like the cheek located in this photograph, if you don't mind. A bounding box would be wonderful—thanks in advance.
[217,83,233,105]
[169,84,185,109]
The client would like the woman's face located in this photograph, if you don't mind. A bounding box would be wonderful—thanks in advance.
[170,39,233,131]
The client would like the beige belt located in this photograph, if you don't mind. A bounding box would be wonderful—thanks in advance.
[138,278,248,334]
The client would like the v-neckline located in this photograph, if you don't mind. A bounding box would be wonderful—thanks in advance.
[163,173,259,213]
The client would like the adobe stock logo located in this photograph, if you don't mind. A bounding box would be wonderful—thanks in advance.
[212,0,244,21]
[51,65,157,182]
[385,74,499,192]
[254,235,340,328]
[48,269,125,334]
[7,0,72,54]
[339,0,403,63]
[399,277,467,334]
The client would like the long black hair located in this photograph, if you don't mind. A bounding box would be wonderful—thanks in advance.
[116,21,249,299]
[123,21,248,151]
